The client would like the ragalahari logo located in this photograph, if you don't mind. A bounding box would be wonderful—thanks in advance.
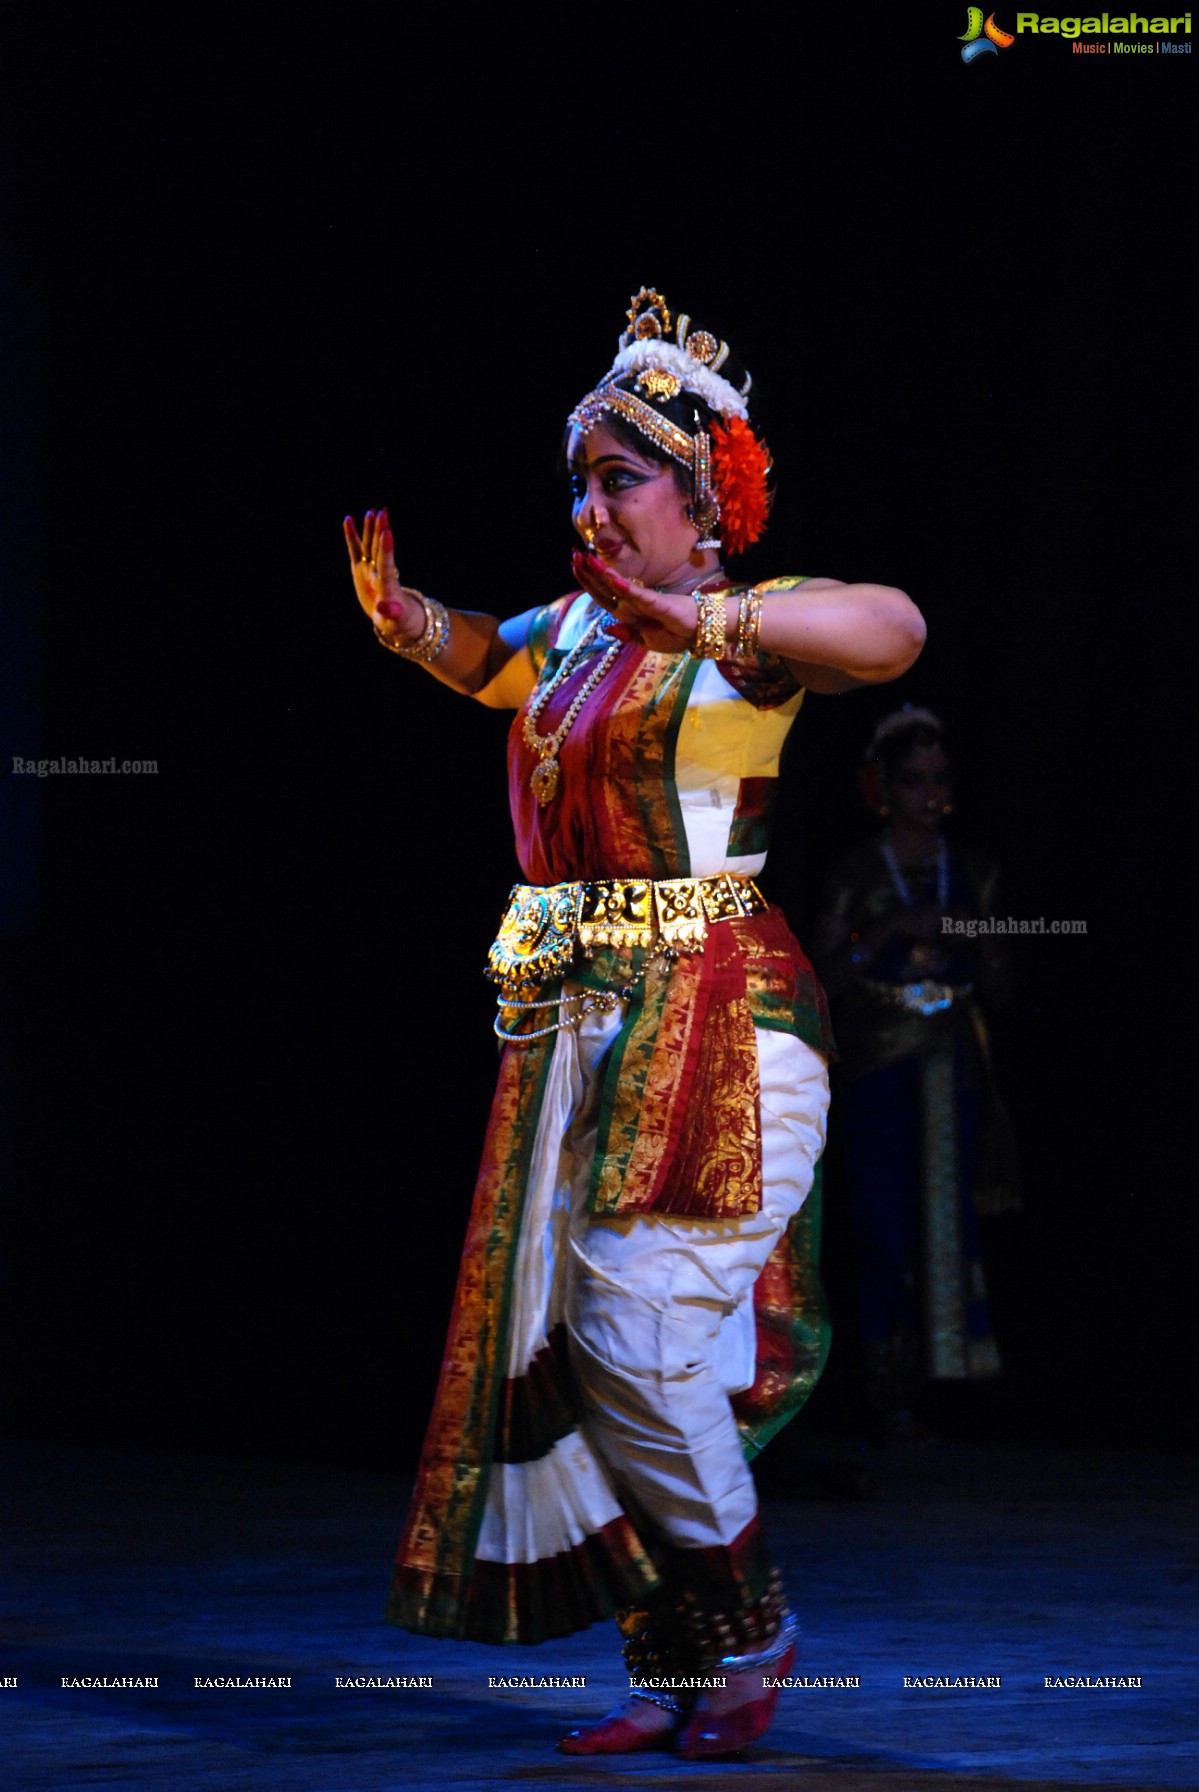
[960,8,1016,57]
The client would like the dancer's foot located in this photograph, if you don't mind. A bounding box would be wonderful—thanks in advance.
[674,1641,794,1759]
[558,1695,680,1755]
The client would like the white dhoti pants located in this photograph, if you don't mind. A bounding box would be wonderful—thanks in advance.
[558,1000,829,1552]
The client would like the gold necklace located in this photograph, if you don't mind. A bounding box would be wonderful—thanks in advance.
[521,611,622,805]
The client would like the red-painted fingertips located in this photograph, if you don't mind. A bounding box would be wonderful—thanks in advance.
[572,549,597,588]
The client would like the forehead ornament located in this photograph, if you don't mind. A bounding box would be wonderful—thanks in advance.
[636,367,682,402]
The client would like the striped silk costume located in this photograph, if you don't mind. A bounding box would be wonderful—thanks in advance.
[387,581,834,1655]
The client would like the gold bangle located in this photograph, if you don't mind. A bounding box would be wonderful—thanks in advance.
[374,590,450,662]
[735,587,763,660]
[692,587,727,660]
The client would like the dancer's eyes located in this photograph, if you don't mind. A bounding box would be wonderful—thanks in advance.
[569,468,642,498]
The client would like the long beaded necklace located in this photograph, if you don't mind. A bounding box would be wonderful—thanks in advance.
[521,611,622,805]
[521,569,726,806]
[880,836,949,908]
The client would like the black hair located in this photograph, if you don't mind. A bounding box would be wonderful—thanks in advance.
[873,720,946,775]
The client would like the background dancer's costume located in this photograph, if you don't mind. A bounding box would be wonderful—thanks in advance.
[822,838,1018,1383]
[813,706,1019,1435]
[387,591,833,1665]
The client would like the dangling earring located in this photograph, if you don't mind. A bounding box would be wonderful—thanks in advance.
[689,515,721,551]
[942,802,954,817]
[690,422,722,554]
[686,513,713,565]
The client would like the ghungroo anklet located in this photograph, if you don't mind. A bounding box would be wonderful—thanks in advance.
[628,1687,683,1715]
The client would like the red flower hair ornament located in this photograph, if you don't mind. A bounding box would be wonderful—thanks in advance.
[710,414,773,557]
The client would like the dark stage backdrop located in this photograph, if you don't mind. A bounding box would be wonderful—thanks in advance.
[1,12,1192,1468]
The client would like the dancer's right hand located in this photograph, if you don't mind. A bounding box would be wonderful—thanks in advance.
[343,508,424,640]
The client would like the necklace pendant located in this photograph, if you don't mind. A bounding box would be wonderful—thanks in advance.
[530,755,561,805]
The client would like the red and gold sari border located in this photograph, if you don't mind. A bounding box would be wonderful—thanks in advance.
[733,1163,831,1459]
[588,909,832,1221]
[387,1511,660,1646]
[493,1325,577,1465]
[390,1035,556,1596]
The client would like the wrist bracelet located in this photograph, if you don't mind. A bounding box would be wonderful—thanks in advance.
[692,587,728,660]
[735,587,764,660]
[374,590,451,663]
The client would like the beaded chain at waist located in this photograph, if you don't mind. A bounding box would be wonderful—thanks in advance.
[860,978,974,1018]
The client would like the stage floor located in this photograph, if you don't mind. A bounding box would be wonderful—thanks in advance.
[2,1439,1193,1791]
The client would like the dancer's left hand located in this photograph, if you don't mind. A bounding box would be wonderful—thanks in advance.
[572,552,709,653]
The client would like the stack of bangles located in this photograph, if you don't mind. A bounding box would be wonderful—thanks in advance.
[374,590,451,663]
[376,585,762,667]
[692,585,764,661]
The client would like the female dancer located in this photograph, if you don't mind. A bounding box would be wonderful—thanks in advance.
[344,288,924,1757]
[814,707,1018,1438]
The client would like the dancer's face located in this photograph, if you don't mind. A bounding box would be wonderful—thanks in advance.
[567,423,698,589]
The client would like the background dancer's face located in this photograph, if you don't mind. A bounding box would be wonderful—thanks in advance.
[890,743,953,834]
[566,422,699,590]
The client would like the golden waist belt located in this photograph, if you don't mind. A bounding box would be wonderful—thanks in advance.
[862,978,974,1018]
[487,873,767,997]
